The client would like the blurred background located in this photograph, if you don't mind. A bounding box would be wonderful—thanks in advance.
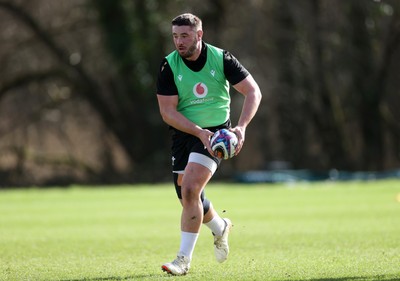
[0,0,399,187]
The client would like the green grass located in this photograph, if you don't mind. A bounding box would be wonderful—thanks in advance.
[0,180,399,281]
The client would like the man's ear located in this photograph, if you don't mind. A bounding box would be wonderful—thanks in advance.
[197,30,203,40]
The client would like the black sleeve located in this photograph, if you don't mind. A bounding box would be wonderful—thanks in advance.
[223,51,250,85]
[156,58,178,96]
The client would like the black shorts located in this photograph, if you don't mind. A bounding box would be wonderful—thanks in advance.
[170,120,231,174]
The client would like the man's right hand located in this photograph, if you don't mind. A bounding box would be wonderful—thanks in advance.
[197,129,215,156]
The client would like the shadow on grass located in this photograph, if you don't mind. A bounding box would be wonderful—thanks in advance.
[60,273,166,281]
[279,274,400,281]
[60,273,400,281]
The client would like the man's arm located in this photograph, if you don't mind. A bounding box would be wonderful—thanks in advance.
[231,74,262,155]
[157,94,215,154]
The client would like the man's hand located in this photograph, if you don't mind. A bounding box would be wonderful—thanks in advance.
[197,129,215,156]
[230,126,246,156]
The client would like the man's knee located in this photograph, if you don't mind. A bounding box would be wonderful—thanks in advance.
[181,183,201,202]
[173,173,210,215]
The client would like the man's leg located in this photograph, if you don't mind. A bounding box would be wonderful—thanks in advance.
[180,163,232,263]
[162,162,212,275]
[162,149,231,275]
[203,202,226,235]
[203,202,217,223]
[180,160,212,233]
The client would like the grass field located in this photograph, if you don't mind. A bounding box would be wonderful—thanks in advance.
[0,180,399,281]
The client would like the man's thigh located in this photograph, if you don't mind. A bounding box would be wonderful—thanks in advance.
[181,162,213,196]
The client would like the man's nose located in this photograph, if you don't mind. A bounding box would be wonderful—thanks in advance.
[176,37,184,45]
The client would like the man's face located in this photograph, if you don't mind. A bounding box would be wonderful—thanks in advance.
[172,25,202,60]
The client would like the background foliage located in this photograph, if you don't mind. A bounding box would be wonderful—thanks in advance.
[0,0,400,186]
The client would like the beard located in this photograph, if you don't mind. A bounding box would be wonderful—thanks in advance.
[179,39,199,59]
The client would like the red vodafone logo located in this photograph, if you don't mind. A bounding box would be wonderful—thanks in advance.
[193,82,208,98]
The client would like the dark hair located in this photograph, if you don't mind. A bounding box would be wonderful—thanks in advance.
[171,13,202,31]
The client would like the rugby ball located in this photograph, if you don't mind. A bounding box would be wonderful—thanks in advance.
[210,129,238,160]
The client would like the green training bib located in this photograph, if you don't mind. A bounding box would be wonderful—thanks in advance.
[166,44,230,128]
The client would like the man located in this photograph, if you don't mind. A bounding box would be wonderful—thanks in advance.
[156,13,262,276]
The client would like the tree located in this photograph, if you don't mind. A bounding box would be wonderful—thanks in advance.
[0,0,169,184]
[1,0,400,186]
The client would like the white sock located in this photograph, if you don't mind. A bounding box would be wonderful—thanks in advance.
[178,231,199,260]
[204,215,225,236]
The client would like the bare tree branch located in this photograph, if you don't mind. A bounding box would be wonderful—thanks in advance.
[0,1,69,63]
[0,69,66,100]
